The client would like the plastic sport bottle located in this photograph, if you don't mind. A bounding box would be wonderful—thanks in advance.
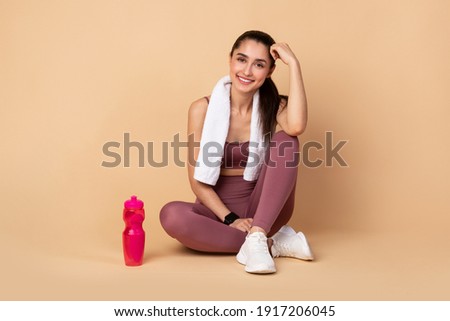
[122,195,145,266]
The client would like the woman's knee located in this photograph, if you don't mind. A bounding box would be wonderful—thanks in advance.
[271,130,299,150]
[267,131,300,167]
[159,201,184,233]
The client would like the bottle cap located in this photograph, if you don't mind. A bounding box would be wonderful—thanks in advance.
[124,195,144,209]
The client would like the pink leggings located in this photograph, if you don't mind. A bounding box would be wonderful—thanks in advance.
[159,131,299,253]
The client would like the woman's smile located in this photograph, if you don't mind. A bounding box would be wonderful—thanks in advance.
[237,75,255,85]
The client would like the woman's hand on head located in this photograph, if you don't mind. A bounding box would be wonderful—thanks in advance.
[270,43,299,66]
[229,218,253,233]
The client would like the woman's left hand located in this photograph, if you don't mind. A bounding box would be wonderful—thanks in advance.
[270,43,299,66]
[229,218,253,233]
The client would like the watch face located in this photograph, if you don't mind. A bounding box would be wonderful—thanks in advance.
[225,212,239,225]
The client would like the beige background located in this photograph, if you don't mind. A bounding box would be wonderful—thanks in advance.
[1,0,449,300]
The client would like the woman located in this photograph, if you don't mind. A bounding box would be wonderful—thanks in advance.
[160,30,313,274]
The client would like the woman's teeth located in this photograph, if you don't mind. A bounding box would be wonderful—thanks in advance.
[238,76,253,83]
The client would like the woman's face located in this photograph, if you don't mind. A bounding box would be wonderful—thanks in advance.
[229,39,274,94]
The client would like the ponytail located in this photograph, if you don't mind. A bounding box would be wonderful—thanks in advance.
[259,78,287,140]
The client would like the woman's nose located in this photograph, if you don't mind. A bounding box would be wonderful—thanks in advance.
[243,63,252,76]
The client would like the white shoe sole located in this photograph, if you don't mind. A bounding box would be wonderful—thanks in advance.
[245,265,276,274]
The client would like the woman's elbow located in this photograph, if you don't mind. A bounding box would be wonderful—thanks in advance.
[188,176,199,193]
[284,124,306,136]
[189,176,208,196]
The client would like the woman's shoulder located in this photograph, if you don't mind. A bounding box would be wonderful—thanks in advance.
[188,96,210,118]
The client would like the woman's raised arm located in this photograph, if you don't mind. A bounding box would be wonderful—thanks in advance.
[271,43,308,136]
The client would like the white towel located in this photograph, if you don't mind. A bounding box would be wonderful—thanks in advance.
[194,75,266,186]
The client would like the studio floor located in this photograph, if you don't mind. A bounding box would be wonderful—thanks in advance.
[2,220,449,301]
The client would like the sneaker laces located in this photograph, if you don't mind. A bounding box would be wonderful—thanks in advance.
[247,233,270,255]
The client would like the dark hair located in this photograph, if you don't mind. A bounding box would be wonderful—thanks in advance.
[230,30,287,138]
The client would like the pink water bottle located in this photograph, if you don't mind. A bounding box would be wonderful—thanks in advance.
[122,195,145,266]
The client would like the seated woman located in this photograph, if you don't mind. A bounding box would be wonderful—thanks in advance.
[160,30,313,274]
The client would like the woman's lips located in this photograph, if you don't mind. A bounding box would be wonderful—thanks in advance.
[237,76,254,85]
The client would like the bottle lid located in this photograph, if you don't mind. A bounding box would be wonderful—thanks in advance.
[124,195,144,209]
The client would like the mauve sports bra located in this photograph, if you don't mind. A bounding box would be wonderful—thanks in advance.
[221,141,249,169]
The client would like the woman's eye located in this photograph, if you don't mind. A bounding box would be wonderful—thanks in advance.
[237,57,246,62]
[255,63,265,68]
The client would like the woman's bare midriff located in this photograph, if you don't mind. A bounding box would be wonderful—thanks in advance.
[220,168,245,176]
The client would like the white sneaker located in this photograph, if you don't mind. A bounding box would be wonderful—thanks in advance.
[271,225,314,260]
[236,232,276,274]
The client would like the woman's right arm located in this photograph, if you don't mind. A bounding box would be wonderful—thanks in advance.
[187,98,232,222]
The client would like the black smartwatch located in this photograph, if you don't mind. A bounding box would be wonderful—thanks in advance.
[223,212,240,225]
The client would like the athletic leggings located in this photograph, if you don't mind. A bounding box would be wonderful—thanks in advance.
[159,131,299,253]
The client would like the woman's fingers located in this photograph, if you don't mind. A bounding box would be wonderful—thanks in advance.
[270,43,297,65]
[242,218,253,232]
[230,218,253,233]
[270,46,280,60]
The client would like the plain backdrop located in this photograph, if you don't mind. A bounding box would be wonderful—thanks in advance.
[1,0,449,300]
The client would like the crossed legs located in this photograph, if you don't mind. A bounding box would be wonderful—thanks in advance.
[160,131,300,253]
